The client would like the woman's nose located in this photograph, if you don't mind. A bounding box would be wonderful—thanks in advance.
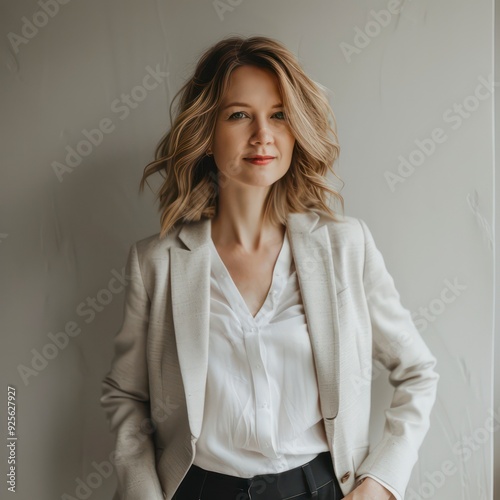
[250,124,274,145]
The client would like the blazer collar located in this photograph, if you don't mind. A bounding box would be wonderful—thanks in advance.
[168,210,341,439]
[176,210,330,251]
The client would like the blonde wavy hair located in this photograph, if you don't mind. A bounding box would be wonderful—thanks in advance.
[139,35,344,239]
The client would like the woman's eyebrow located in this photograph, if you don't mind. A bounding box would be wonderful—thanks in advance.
[221,102,284,110]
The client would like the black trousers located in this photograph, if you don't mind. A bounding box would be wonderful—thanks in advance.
[172,451,345,500]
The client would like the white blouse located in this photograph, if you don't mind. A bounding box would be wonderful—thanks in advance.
[192,229,330,477]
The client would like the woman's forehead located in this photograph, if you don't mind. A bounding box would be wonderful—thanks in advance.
[221,67,282,101]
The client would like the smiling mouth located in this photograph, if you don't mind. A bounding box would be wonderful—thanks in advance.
[244,157,275,164]
[244,156,276,160]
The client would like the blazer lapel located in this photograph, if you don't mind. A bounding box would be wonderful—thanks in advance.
[170,219,211,439]
[286,212,341,422]
[170,211,341,440]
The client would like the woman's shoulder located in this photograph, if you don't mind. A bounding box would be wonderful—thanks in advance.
[132,222,185,260]
[314,211,367,248]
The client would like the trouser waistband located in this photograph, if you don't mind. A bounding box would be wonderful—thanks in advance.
[173,451,342,500]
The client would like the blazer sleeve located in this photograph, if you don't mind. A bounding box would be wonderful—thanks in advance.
[100,242,164,500]
[354,218,440,499]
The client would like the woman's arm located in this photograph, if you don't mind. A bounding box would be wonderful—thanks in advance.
[353,219,440,500]
[100,243,164,500]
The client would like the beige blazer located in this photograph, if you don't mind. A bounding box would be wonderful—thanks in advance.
[100,210,439,500]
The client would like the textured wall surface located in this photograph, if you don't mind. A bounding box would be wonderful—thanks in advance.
[0,1,494,498]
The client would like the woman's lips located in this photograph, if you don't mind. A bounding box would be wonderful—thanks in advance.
[244,157,275,165]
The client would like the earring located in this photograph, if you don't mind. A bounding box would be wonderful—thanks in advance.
[206,149,213,156]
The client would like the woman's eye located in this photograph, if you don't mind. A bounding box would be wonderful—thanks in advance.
[227,111,286,121]
[228,111,247,120]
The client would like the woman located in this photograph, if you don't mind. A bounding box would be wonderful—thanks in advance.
[100,35,439,500]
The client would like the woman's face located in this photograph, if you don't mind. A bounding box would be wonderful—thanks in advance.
[211,65,296,190]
